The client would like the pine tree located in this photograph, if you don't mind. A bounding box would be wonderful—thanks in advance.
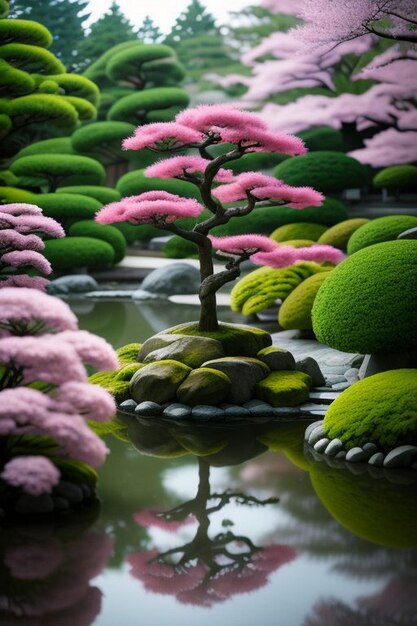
[137,15,163,44]
[165,0,219,45]
[76,2,137,71]
[8,0,89,69]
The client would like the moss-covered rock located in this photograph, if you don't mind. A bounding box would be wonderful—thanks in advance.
[176,367,231,406]
[116,342,141,365]
[129,359,191,404]
[323,369,417,449]
[115,363,146,381]
[201,357,270,404]
[270,222,328,242]
[279,271,332,331]
[312,239,417,353]
[317,218,370,250]
[257,346,296,370]
[255,370,312,406]
[163,321,272,357]
[44,236,115,271]
[347,215,417,255]
[231,262,329,316]
[89,370,130,404]
[142,335,225,369]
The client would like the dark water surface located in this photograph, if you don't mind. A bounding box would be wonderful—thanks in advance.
[1,299,415,626]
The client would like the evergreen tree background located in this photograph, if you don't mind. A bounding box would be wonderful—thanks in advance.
[164,0,219,45]
[136,15,163,44]
[9,0,89,69]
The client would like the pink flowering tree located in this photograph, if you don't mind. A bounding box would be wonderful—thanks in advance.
[96,104,343,333]
[0,287,119,508]
[0,203,65,290]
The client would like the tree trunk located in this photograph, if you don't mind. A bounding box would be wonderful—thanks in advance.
[198,243,219,332]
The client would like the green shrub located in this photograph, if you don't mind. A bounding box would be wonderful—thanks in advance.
[7,94,79,130]
[0,185,36,203]
[0,42,65,73]
[63,95,97,122]
[347,215,417,255]
[312,239,417,353]
[69,220,126,263]
[317,218,370,250]
[106,43,183,83]
[44,236,115,270]
[278,271,332,330]
[71,121,135,162]
[57,186,121,204]
[298,126,345,152]
[279,239,315,248]
[34,193,102,226]
[0,18,52,48]
[107,87,189,124]
[373,165,417,190]
[112,221,160,244]
[227,152,289,174]
[163,236,199,259]
[116,168,200,199]
[17,137,75,156]
[323,369,417,449]
[0,58,35,96]
[270,222,328,242]
[45,73,99,106]
[274,151,367,193]
[10,154,106,191]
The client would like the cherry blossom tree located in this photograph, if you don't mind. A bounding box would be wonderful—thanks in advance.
[96,104,343,332]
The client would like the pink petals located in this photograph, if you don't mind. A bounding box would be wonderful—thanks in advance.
[123,122,203,151]
[145,156,235,182]
[1,456,60,496]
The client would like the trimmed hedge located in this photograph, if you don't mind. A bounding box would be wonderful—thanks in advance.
[57,186,121,204]
[278,271,332,330]
[0,19,53,48]
[10,154,106,190]
[69,220,126,263]
[17,137,75,156]
[298,126,345,152]
[34,193,102,225]
[71,121,135,159]
[373,165,417,190]
[44,236,115,271]
[116,168,200,199]
[0,185,36,203]
[312,239,417,353]
[347,215,417,255]
[270,222,328,242]
[317,218,370,250]
[107,87,189,124]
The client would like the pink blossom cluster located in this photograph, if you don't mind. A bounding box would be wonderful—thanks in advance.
[145,156,235,182]
[0,203,64,291]
[0,288,118,499]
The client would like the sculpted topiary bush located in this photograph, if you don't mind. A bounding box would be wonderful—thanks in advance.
[34,193,102,228]
[17,137,75,156]
[270,222,328,242]
[278,271,332,330]
[312,239,417,353]
[69,220,126,263]
[44,236,115,271]
[347,215,417,255]
[373,165,417,191]
[297,126,345,152]
[317,218,370,250]
[57,186,121,204]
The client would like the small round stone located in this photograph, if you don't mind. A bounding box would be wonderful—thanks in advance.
[383,445,417,468]
[134,401,163,416]
[335,450,346,459]
[363,442,378,453]
[324,439,343,456]
[368,452,385,467]
[314,438,330,453]
[192,405,225,420]
[346,447,369,462]
[304,420,324,441]
[53,496,70,510]
[308,425,326,446]
[119,399,138,412]
[163,403,192,418]
[224,406,251,417]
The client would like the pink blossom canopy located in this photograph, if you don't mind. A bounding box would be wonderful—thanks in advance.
[253,244,345,268]
[1,456,60,496]
[123,122,204,151]
[1,250,52,275]
[145,156,235,182]
[209,234,279,255]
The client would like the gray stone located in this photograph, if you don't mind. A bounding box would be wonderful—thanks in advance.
[192,405,225,419]
[314,438,330,453]
[201,357,269,404]
[335,450,346,459]
[130,361,191,404]
[243,399,276,416]
[256,346,296,371]
[163,403,192,418]
[272,406,303,415]
[132,263,200,300]
[14,493,54,514]
[134,401,163,416]
[397,226,417,240]
[54,481,84,504]
[308,425,327,445]
[325,439,343,456]
[296,357,326,387]
[47,274,98,295]
[368,452,385,467]
[305,420,325,441]
[144,335,225,369]
[363,442,378,453]
[308,391,339,403]
[321,365,348,375]
[359,352,411,378]
[224,406,251,417]
[177,367,231,406]
[119,399,138,412]
[298,403,329,413]
[331,382,351,391]
[346,447,370,462]
[383,445,417,468]
[325,375,347,385]
[344,368,360,383]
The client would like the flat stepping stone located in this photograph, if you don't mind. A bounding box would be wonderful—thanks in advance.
[309,391,340,403]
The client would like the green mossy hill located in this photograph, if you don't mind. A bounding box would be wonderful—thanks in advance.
[35,193,102,225]
[310,460,417,548]
[312,239,417,353]
[69,220,126,264]
[270,222,328,242]
[57,186,121,204]
[323,369,417,450]
[116,343,142,365]
[373,165,417,190]
[44,237,115,271]
[231,262,329,316]
[129,359,191,404]
[347,215,417,255]
[317,218,370,250]
[274,151,367,193]
[176,367,232,406]
[279,271,332,331]
[256,370,312,407]
[164,321,272,357]
[89,370,130,404]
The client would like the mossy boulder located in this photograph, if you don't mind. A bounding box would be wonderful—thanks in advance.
[201,357,270,404]
[255,370,312,406]
[312,239,417,354]
[270,222,328,242]
[323,369,417,450]
[317,218,370,250]
[163,322,272,357]
[257,346,296,370]
[129,359,191,404]
[176,367,231,406]
[115,363,146,381]
[347,215,417,255]
[116,342,141,365]
[279,271,332,331]
[142,335,225,369]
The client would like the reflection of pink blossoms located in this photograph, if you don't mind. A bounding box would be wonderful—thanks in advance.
[134,509,197,533]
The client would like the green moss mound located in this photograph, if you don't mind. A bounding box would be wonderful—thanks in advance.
[323,369,417,449]
[115,363,146,381]
[57,186,121,204]
[373,165,417,190]
[129,359,191,404]
[278,271,332,330]
[116,343,141,365]
[312,240,417,353]
[69,220,126,263]
[89,370,130,404]
[270,222,328,242]
[44,237,115,271]
[310,461,417,548]
[274,151,367,193]
[231,262,329,316]
[255,370,312,406]
[317,218,370,250]
[347,215,417,255]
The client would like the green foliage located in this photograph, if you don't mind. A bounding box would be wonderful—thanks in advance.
[106,44,183,84]
[62,95,96,121]
[71,121,135,163]
[115,363,146,381]
[0,185,36,203]
[0,42,65,73]
[274,151,367,193]
[373,165,417,190]
[255,370,311,406]
[116,342,142,365]
[229,5,300,49]
[34,193,101,226]
[18,137,74,156]
[45,73,99,105]
[88,370,130,404]
[164,235,199,259]
[227,151,289,174]
[312,240,417,353]
[317,218,370,250]
[280,239,315,248]
[231,262,329,316]
[270,222,328,242]
[298,126,345,152]
[44,236,115,271]
[0,169,17,185]
[0,58,34,95]
[323,369,417,449]
[165,0,219,45]
[10,154,105,191]
[136,15,162,44]
[278,271,332,330]
[69,220,126,263]
[57,185,121,204]
[116,168,200,199]
[347,215,417,255]
[107,87,189,124]
[7,94,79,130]
[112,221,161,244]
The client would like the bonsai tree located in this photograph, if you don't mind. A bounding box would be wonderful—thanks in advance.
[96,104,344,332]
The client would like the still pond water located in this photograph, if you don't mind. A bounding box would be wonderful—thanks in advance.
[2,299,416,626]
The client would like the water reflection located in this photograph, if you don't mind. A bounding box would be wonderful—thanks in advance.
[0,505,112,626]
